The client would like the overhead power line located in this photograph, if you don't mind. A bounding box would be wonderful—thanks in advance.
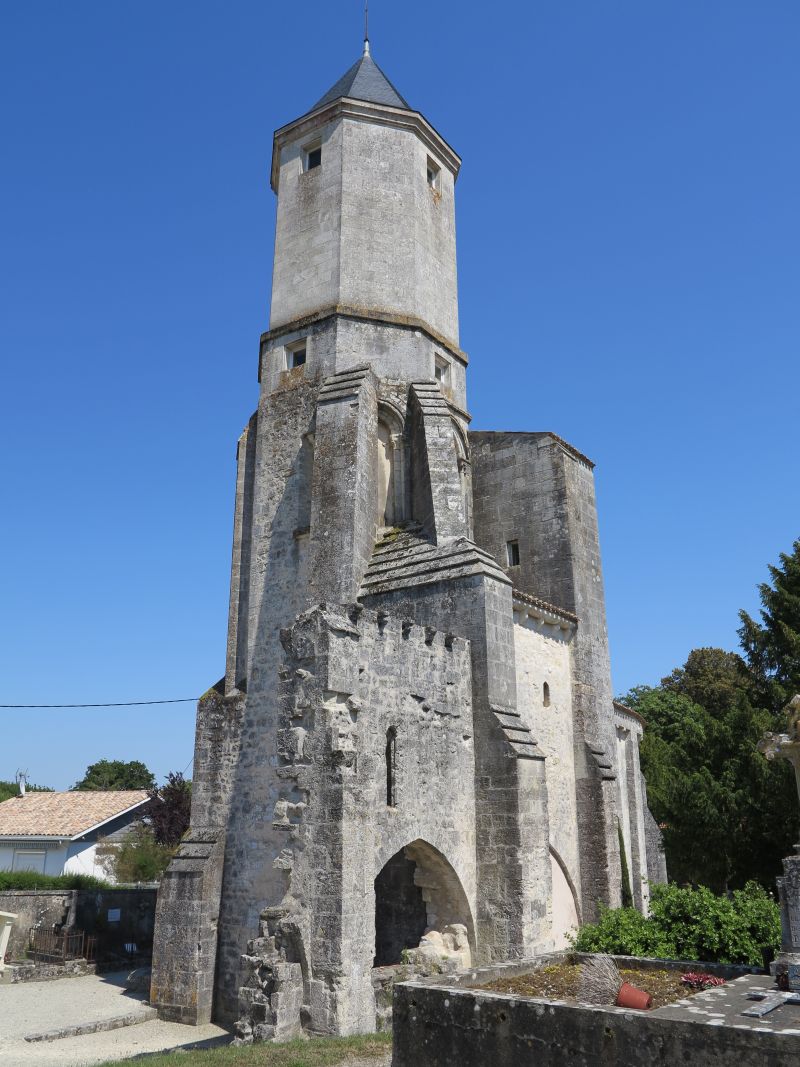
[0,698,199,708]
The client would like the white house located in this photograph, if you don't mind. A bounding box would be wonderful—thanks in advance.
[0,790,149,882]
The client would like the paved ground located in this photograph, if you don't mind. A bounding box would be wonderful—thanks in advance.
[653,973,800,1034]
[0,970,228,1065]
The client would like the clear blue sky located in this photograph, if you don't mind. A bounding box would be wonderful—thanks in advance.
[1,2,797,790]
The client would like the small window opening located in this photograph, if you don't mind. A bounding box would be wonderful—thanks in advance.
[386,727,397,808]
[543,682,551,707]
[506,540,520,567]
[286,339,308,370]
[426,157,440,191]
[303,142,322,172]
[434,354,450,386]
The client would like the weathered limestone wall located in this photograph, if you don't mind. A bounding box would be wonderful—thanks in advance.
[470,431,621,921]
[234,604,476,1039]
[363,572,554,962]
[259,316,467,412]
[270,115,344,330]
[151,683,244,1022]
[613,702,665,908]
[309,367,379,603]
[270,112,460,348]
[512,611,581,929]
[226,414,257,692]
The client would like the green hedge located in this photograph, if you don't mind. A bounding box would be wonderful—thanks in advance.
[571,881,780,966]
[0,871,109,891]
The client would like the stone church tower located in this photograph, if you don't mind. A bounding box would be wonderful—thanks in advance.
[150,41,662,1038]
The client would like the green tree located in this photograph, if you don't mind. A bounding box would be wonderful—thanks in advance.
[146,772,191,847]
[625,649,797,891]
[739,539,800,715]
[0,780,53,801]
[73,759,155,791]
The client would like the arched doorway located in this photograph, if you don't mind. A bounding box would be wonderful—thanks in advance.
[373,840,475,966]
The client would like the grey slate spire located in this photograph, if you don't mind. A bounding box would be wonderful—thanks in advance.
[309,50,410,113]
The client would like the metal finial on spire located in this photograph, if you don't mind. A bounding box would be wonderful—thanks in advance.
[363,0,370,56]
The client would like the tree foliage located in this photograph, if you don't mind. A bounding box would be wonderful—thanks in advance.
[146,771,191,847]
[626,650,797,891]
[571,882,780,966]
[739,538,800,715]
[0,780,54,801]
[73,759,155,791]
[97,770,191,883]
[622,538,800,891]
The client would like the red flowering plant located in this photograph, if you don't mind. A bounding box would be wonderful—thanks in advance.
[681,972,726,990]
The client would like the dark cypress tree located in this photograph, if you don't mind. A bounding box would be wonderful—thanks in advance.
[739,539,800,716]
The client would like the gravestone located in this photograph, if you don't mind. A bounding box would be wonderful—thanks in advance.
[759,694,800,991]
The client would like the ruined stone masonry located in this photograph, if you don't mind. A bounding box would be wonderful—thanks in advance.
[150,41,664,1037]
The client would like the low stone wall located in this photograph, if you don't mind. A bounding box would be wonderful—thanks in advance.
[0,887,157,963]
[0,890,73,959]
[392,957,795,1067]
[8,959,96,983]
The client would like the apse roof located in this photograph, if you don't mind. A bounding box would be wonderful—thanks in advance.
[310,51,410,113]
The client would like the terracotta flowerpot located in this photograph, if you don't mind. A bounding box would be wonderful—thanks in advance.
[615,982,653,1010]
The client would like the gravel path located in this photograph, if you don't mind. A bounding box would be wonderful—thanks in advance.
[0,971,228,1065]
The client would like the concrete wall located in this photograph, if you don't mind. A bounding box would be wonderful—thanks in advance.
[392,972,798,1067]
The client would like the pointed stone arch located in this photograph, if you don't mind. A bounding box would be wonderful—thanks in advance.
[373,838,475,966]
[375,401,407,528]
[549,844,581,949]
[451,418,472,535]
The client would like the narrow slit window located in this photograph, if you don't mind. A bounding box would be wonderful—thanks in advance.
[386,727,397,808]
[434,354,450,386]
[506,540,520,567]
[543,682,551,707]
[426,157,440,191]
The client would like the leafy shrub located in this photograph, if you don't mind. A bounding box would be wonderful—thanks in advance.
[0,871,109,891]
[99,822,174,883]
[571,882,780,966]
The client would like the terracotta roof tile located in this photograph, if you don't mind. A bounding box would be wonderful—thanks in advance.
[0,791,149,838]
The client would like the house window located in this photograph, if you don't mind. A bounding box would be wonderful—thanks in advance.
[434,354,450,387]
[543,682,551,707]
[286,339,308,370]
[386,727,397,808]
[303,142,322,172]
[13,850,46,873]
[426,157,440,191]
[506,540,520,567]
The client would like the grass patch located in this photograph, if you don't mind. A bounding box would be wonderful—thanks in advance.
[98,1032,392,1067]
